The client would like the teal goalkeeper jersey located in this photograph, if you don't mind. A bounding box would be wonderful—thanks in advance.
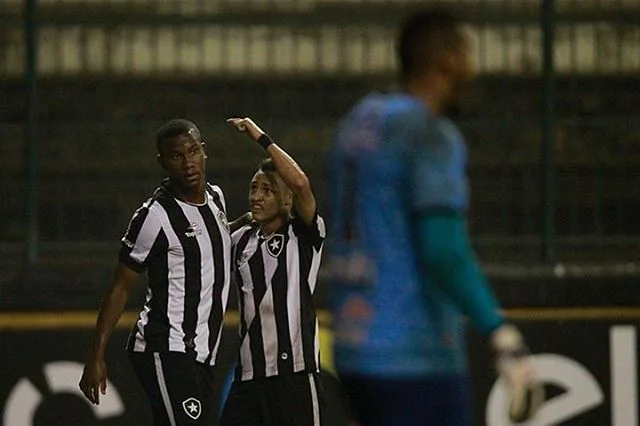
[327,93,472,377]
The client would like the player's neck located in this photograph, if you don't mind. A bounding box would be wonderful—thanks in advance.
[175,184,206,205]
[258,215,287,238]
[406,75,451,116]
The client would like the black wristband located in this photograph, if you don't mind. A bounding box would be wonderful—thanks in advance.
[257,134,274,149]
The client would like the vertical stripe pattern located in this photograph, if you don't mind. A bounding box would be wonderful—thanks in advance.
[122,182,231,365]
[154,353,177,426]
[308,373,321,426]
[231,213,325,381]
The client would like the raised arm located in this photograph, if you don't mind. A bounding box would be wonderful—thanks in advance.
[227,117,316,224]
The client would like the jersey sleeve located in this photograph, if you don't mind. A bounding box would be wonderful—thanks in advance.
[119,203,164,272]
[415,214,504,335]
[401,114,470,214]
[292,211,326,252]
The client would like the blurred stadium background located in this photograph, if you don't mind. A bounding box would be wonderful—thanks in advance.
[1,0,639,425]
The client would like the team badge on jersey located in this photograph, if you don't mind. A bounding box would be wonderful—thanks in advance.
[266,234,284,257]
[182,397,202,420]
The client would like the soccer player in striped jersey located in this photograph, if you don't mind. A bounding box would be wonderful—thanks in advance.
[80,119,236,425]
[220,117,327,426]
[327,8,542,426]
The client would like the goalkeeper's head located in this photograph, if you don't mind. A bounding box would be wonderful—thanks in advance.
[397,8,477,114]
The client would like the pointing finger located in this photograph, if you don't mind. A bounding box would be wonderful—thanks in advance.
[226,118,247,132]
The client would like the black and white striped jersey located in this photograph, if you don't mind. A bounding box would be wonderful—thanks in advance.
[119,179,232,366]
[231,213,326,381]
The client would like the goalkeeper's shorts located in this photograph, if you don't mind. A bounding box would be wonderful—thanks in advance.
[339,373,474,426]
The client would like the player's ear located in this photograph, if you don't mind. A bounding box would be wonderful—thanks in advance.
[279,183,293,208]
[201,141,208,159]
[284,190,293,208]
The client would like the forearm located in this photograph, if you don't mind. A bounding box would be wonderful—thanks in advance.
[261,133,316,223]
[89,263,137,358]
[263,138,310,193]
[228,117,316,221]
[229,212,252,233]
[90,285,130,358]
[416,214,504,335]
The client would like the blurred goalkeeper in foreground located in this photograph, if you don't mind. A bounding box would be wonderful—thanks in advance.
[327,7,543,426]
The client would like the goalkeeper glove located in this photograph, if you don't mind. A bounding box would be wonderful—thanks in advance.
[491,324,544,423]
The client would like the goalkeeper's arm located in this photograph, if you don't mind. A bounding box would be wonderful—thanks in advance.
[414,211,503,335]
[415,211,543,422]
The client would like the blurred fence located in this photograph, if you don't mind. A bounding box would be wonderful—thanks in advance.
[1,0,639,266]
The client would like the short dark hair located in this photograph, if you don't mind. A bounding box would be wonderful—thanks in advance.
[258,158,276,173]
[397,8,465,82]
[156,119,202,153]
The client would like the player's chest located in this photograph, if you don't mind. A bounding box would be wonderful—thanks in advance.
[235,232,289,269]
[165,207,230,257]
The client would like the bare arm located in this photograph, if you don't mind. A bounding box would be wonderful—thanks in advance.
[227,117,317,224]
[229,212,253,233]
[79,262,139,404]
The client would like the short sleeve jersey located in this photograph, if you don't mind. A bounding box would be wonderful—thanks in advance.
[230,213,326,381]
[120,180,232,365]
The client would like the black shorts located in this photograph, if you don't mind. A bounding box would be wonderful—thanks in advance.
[220,371,325,426]
[128,352,217,426]
[338,373,474,426]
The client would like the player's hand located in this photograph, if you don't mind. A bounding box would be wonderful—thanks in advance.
[227,117,266,142]
[491,324,544,422]
[79,356,108,405]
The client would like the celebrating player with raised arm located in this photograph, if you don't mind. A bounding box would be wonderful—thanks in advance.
[221,118,327,426]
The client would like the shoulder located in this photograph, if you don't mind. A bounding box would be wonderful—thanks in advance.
[206,183,225,202]
[143,182,179,215]
[341,93,424,123]
[384,94,429,129]
[335,93,416,152]
[438,117,465,142]
[206,183,227,212]
[131,189,164,220]
[147,179,176,206]
[357,93,429,135]
[207,183,225,198]
[290,211,326,238]
[131,180,183,223]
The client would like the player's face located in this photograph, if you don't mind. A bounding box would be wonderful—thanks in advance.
[249,171,291,227]
[158,133,207,193]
